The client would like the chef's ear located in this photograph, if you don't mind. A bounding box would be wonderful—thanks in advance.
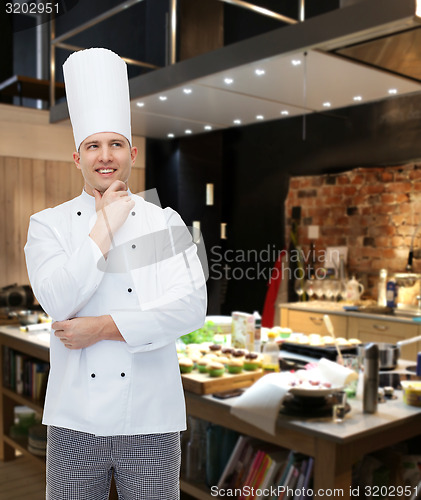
[73,152,81,170]
[130,146,138,165]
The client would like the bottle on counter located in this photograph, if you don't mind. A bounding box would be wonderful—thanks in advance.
[338,254,347,300]
[363,343,380,414]
[253,311,262,353]
[386,278,397,308]
[377,269,388,307]
[262,331,280,372]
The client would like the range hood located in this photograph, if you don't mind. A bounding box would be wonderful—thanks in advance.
[335,25,421,81]
[50,0,421,139]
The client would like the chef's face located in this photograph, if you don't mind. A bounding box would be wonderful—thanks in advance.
[73,132,138,196]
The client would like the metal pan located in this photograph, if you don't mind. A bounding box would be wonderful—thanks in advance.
[358,334,421,370]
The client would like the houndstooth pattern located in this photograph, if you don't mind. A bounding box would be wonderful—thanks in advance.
[46,426,181,500]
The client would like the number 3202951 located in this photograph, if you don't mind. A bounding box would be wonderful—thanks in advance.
[364,485,418,497]
[5,3,59,14]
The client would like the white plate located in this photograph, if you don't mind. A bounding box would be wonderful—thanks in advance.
[289,385,343,398]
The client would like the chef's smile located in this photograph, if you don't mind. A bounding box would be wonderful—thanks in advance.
[96,167,117,177]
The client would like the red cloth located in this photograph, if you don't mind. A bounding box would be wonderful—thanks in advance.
[262,250,286,328]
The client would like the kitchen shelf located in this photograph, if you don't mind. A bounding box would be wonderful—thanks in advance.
[3,387,44,414]
[180,479,218,500]
[3,433,45,466]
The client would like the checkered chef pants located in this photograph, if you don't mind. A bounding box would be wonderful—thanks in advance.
[46,426,181,500]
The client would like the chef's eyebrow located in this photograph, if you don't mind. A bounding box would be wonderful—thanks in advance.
[81,137,129,150]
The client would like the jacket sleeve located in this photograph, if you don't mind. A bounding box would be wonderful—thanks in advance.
[24,209,106,321]
[110,208,207,353]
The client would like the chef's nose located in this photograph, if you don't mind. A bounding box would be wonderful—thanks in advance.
[99,145,112,162]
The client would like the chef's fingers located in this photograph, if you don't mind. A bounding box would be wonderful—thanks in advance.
[98,185,130,212]
[52,320,68,331]
[105,180,127,194]
[93,188,102,202]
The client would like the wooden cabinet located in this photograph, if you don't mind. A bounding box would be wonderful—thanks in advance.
[280,307,348,337]
[0,329,49,463]
[348,317,421,361]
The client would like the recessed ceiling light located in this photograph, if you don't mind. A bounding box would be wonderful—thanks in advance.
[280,110,289,116]
[291,59,301,66]
[255,69,265,76]
[353,95,362,101]
[233,119,241,125]
[159,96,168,101]
[204,125,212,131]
[183,88,192,94]
[323,102,331,108]
[224,78,234,85]
[388,88,398,95]
[167,133,175,138]
[136,102,145,107]
[256,115,264,120]
[185,129,192,134]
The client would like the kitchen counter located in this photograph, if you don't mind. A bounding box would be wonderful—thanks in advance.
[280,300,420,323]
[1,325,421,500]
[185,386,421,499]
[279,301,421,362]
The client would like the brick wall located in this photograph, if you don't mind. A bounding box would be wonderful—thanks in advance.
[285,163,421,297]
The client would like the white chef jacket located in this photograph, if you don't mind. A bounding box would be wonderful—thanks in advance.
[24,189,207,436]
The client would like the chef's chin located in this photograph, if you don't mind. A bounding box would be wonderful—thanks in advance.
[93,180,114,195]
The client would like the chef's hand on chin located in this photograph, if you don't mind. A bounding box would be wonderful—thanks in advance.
[93,180,128,211]
[90,181,135,255]
[93,180,135,233]
[53,316,124,350]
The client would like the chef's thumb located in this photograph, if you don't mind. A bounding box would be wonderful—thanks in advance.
[92,188,103,211]
[93,188,102,201]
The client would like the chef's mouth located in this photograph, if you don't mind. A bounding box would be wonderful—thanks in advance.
[96,168,117,175]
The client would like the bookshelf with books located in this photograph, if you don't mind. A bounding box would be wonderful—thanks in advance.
[184,389,421,500]
[0,326,49,463]
[181,417,314,500]
[214,434,314,500]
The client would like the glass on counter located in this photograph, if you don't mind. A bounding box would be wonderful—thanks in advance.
[332,391,347,422]
[338,354,360,398]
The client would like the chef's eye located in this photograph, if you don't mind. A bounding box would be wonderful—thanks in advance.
[87,144,98,149]
[112,142,123,147]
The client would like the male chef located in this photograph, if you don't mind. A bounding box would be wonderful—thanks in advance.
[24,48,207,500]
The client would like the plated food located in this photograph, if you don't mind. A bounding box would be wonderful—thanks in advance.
[401,381,421,407]
[208,362,225,377]
[179,358,194,374]
[178,341,263,378]
[227,358,244,374]
[285,332,361,347]
[243,353,261,371]
[284,367,343,397]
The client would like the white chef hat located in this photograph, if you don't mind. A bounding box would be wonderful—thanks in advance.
[63,47,132,150]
